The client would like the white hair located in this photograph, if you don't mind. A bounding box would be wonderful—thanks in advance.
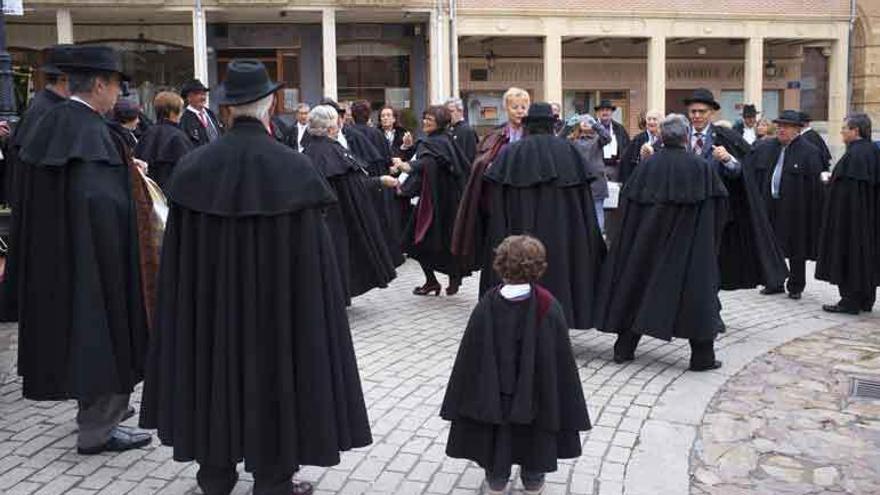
[645,109,664,121]
[228,94,274,121]
[660,113,690,146]
[308,105,339,137]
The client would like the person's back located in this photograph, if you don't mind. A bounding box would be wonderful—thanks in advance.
[140,60,371,495]
[441,235,590,495]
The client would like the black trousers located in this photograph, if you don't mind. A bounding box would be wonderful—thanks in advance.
[786,257,806,294]
[614,330,716,369]
[197,464,295,495]
[839,285,877,311]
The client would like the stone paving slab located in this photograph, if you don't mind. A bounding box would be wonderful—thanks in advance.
[0,260,877,494]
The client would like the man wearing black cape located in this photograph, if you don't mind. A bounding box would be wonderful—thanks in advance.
[16,45,152,453]
[1,45,71,322]
[799,112,832,171]
[816,113,880,314]
[596,114,728,371]
[303,104,398,302]
[139,60,372,495]
[446,97,479,164]
[679,89,789,294]
[179,78,223,147]
[748,110,825,299]
[479,102,606,329]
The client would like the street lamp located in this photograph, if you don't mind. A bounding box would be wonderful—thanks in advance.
[0,0,18,124]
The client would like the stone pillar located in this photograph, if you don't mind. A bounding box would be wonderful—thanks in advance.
[743,37,764,109]
[543,32,562,106]
[56,9,73,44]
[429,9,448,103]
[322,7,338,100]
[827,35,848,150]
[647,35,666,112]
[192,5,209,85]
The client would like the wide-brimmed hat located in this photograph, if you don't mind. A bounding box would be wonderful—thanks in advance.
[773,110,805,127]
[55,45,130,81]
[39,45,72,76]
[523,102,556,124]
[180,79,210,99]
[594,99,616,111]
[742,104,758,118]
[683,88,720,111]
[798,111,813,123]
[216,60,284,107]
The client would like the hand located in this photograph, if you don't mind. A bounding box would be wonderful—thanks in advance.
[0,121,10,138]
[712,145,732,163]
[640,143,654,158]
[402,132,414,149]
[395,159,412,173]
[133,158,148,173]
[380,175,400,188]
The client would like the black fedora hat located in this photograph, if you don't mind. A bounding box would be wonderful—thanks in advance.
[798,111,812,123]
[55,45,130,81]
[216,59,284,107]
[742,104,758,118]
[180,79,210,99]
[319,97,343,114]
[594,99,616,111]
[683,88,720,110]
[39,44,73,76]
[523,102,556,124]
[773,110,805,127]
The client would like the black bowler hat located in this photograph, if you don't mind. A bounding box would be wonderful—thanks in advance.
[773,110,806,127]
[180,79,210,99]
[683,88,721,111]
[523,102,556,124]
[594,99,616,111]
[55,45,130,81]
[319,97,344,114]
[798,111,812,123]
[742,104,758,118]
[216,59,284,106]
[39,45,72,75]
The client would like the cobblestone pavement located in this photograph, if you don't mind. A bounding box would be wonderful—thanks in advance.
[691,319,880,494]
[0,260,878,494]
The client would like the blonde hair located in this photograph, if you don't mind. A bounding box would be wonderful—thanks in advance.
[503,87,530,108]
[645,109,664,121]
[153,91,184,121]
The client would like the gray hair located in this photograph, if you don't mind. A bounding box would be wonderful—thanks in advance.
[308,105,339,137]
[660,113,690,146]
[228,93,274,121]
[846,112,872,140]
[444,98,463,111]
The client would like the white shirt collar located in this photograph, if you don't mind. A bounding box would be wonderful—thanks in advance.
[70,96,97,113]
[500,284,531,300]
[186,104,206,115]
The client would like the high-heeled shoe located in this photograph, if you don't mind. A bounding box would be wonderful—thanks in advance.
[413,282,441,296]
[446,277,462,296]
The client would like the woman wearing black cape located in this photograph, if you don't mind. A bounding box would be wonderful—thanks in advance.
[393,105,471,296]
[303,105,399,302]
[134,91,194,190]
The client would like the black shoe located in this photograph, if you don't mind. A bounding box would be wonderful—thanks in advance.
[760,286,784,295]
[122,405,136,422]
[689,360,723,372]
[788,292,802,300]
[77,426,152,455]
[292,481,314,495]
[822,303,859,315]
[717,320,727,333]
[862,305,874,312]
[613,354,634,364]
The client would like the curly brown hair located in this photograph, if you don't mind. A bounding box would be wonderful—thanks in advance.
[493,235,548,284]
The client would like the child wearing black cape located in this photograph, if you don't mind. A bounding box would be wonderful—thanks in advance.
[440,235,591,494]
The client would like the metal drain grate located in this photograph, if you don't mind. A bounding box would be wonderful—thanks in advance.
[851,377,880,399]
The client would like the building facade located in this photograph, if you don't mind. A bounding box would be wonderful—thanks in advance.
[9,0,867,150]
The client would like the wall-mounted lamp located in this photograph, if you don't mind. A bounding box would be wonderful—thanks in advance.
[764,59,778,78]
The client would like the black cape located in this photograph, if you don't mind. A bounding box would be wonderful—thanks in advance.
[16,100,148,400]
[349,123,405,267]
[134,120,194,190]
[399,132,471,276]
[708,127,789,290]
[179,108,222,147]
[1,88,67,322]
[801,128,832,171]
[619,131,651,184]
[450,120,479,164]
[303,135,397,299]
[748,137,825,260]
[270,115,296,149]
[480,133,606,329]
[139,118,372,472]
[816,139,880,291]
[596,146,729,341]
[441,286,590,474]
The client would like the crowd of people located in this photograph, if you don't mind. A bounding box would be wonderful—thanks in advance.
[3,43,879,495]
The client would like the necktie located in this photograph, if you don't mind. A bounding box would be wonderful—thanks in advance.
[694,133,704,156]
[771,147,786,199]
[203,111,219,141]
